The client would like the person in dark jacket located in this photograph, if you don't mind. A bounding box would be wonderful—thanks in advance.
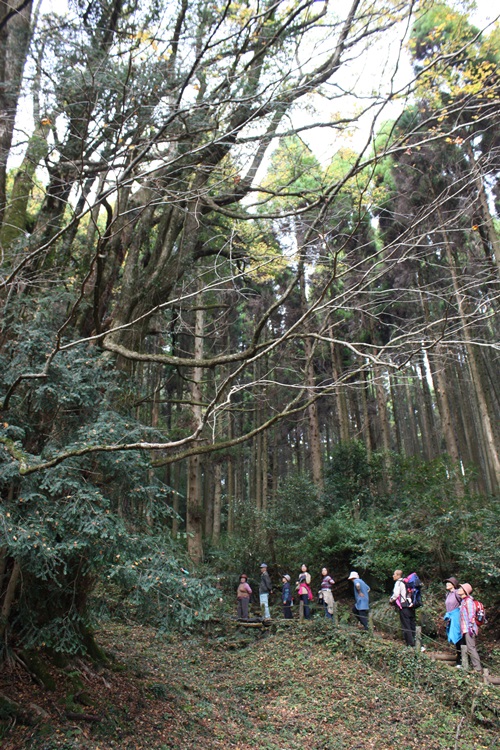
[282,574,293,619]
[259,563,272,620]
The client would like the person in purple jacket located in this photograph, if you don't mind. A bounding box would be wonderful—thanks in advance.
[443,576,462,666]
[319,567,335,619]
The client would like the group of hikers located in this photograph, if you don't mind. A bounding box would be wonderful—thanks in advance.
[236,564,485,673]
[236,563,370,627]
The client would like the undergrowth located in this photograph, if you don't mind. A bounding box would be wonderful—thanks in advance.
[1,618,499,749]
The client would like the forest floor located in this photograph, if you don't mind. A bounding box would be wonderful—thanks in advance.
[1,615,499,750]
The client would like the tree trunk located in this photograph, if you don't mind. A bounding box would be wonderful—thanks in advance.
[226,459,234,535]
[254,434,262,513]
[427,347,466,498]
[403,375,420,456]
[0,0,33,225]
[0,121,50,249]
[305,336,323,491]
[262,426,268,514]
[389,374,403,454]
[360,367,373,457]
[454,358,493,495]
[419,272,464,495]
[373,362,392,490]
[0,546,7,593]
[415,352,438,461]
[466,143,500,275]
[439,215,500,492]
[0,559,21,643]
[204,464,214,539]
[331,338,350,442]
[186,297,204,564]
[271,427,279,502]
[171,461,181,539]
[212,462,222,545]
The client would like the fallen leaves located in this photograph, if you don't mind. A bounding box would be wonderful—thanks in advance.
[1,621,498,749]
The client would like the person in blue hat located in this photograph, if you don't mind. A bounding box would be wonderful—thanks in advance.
[259,563,272,620]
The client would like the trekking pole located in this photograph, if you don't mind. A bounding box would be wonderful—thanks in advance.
[332,601,338,627]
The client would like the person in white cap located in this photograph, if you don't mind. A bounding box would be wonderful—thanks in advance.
[458,583,482,672]
[348,571,370,631]
[282,574,293,619]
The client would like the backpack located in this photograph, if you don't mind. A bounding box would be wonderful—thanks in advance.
[403,572,422,608]
[473,599,487,627]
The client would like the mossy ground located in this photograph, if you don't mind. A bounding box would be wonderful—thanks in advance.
[1,618,499,750]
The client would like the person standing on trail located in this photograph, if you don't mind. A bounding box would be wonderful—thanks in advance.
[236,574,252,621]
[443,576,462,666]
[319,567,335,620]
[389,569,415,646]
[282,574,293,619]
[259,563,273,620]
[348,571,370,631]
[457,583,482,673]
[296,564,313,620]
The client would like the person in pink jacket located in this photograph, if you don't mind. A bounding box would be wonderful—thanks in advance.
[296,564,313,619]
[236,574,252,621]
[458,583,482,673]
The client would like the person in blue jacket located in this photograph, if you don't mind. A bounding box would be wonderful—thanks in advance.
[282,574,293,619]
[348,571,370,631]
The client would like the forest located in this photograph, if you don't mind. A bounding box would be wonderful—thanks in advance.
[0,0,499,713]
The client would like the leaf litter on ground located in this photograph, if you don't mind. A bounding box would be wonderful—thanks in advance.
[1,620,498,749]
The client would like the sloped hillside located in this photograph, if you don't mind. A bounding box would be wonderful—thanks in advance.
[1,620,499,749]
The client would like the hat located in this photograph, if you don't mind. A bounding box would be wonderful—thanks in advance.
[444,576,459,588]
[260,562,268,568]
[283,574,290,582]
[348,571,359,580]
[240,574,248,580]
[459,582,473,596]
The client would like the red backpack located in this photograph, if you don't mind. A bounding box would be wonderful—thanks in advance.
[473,600,487,627]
